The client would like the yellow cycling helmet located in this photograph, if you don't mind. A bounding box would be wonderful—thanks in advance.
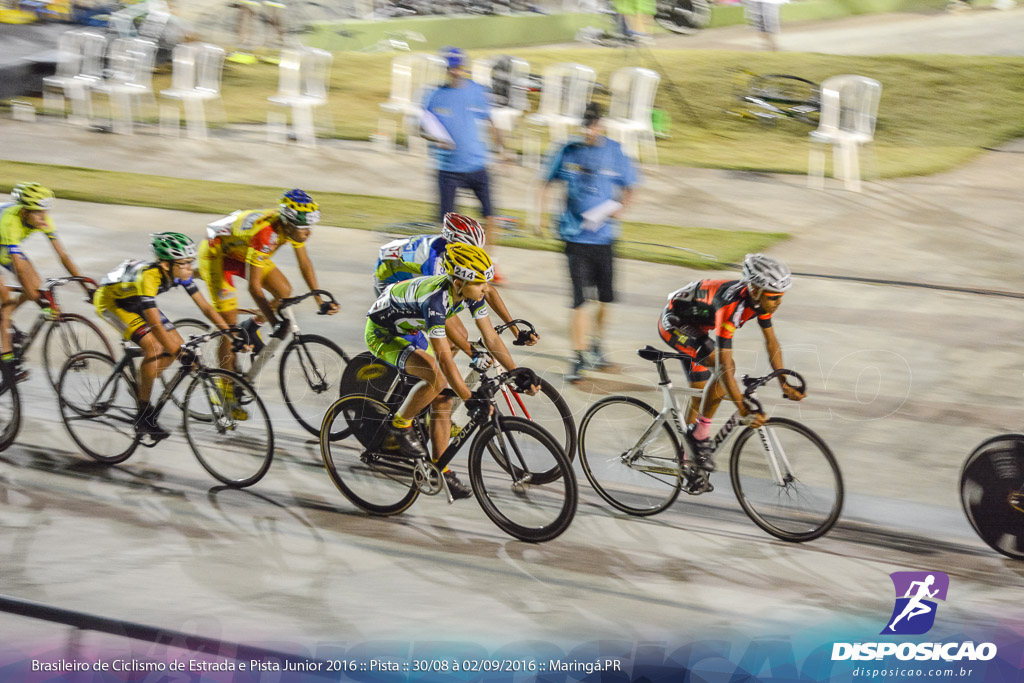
[444,243,494,283]
[11,182,54,211]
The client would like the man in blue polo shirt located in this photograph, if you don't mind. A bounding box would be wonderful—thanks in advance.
[421,47,509,273]
[538,101,638,382]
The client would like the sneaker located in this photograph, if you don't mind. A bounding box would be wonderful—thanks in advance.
[211,378,249,421]
[565,355,586,383]
[443,469,473,500]
[136,415,171,445]
[586,344,611,370]
[387,424,429,460]
[238,318,265,356]
[683,426,715,472]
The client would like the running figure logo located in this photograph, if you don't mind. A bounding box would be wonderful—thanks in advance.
[881,571,950,635]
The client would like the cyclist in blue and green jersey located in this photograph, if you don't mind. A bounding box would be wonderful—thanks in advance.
[373,212,538,347]
[365,243,539,499]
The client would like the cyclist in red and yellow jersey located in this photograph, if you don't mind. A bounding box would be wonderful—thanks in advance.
[658,253,805,470]
[199,189,339,386]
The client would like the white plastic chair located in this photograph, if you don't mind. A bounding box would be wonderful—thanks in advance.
[603,66,661,166]
[267,47,334,147]
[472,56,530,140]
[807,74,882,192]
[89,38,158,134]
[377,53,446,153]
[159,43,226,140]
[42,29,106,125]
[523,62,596,167]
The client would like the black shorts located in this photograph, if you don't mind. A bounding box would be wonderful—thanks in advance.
[565,241,614,309]
[657,313,714,383]
[438,169,493,221]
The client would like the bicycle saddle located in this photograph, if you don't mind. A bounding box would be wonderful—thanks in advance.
[120,342,144,359]
[637,345,688,362]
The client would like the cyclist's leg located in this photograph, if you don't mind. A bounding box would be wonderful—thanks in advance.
[135,314,180,404]
[0,277,13,359]
[258,263,292,313]
[10,252,45,311]
[199,244,240,371]
[657,317,714,423]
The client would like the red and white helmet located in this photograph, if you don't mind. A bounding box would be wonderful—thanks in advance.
[441,212,486,247]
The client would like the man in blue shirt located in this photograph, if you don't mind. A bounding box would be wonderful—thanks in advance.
[538,102,638,382]
[421,47,510,269]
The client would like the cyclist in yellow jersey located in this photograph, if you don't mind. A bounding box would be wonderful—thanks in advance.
[1,183,92,380]
[199,189,339,385]
[95,233,236,442]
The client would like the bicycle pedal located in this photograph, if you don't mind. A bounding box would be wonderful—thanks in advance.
[138,432,171,448]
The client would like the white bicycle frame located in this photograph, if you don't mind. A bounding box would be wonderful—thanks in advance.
[239,306,300,383]
[626,363,796,486]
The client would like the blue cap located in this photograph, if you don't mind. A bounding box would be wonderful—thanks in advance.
[441,46,465,69]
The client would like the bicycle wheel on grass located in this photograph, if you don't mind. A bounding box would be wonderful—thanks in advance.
[0,363,21,452]
[183,369,273,488]
[578,396,682,516]
[730,417,843,542]
[320,393,419,515]
[279,334,350,437]
[469,416,577,542]
[960,434,1024,560]
[43,313,115,390]
[58,351,140,464]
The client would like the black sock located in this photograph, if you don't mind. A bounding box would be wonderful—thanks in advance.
[138,401,153,421]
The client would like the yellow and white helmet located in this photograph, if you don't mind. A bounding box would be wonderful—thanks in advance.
[11,182,54,211]
[444,243,494,283]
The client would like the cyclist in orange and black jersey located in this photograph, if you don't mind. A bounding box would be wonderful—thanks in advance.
[658,254,805,469]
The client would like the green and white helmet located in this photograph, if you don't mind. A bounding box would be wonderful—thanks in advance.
[151,232,198,261]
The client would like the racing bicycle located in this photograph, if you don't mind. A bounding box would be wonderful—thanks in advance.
[57,328,273,488]
[578,345,844,542]
[9,276,113,390]
[960,434,1024,559]
[174,289,348,437]
[336,320,576,465]
[319,363,578,543]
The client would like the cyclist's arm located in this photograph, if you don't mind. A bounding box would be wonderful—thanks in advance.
[444,315,475,357]
[476,315,515,372]
[189,290,230,330]
[295,245,337,313]
[49,237,89,290]
[245,260,281,326]
[761,325,805,400]
[715,345,745,409]
[431,331,472,401]
[141,307,181,356]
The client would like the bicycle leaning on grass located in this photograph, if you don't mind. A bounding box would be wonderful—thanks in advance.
[319,359,578,543]
[577,344,844,542]
[57,328,274,488]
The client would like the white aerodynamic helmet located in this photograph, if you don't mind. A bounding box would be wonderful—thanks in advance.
[741,253,792,292]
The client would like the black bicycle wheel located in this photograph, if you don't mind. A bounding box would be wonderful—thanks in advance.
[279,334,350,437]
[0,362,21,452]
[960,434,1024,560]
[730,418,843,542]
[320,394,419,515]
[496,377,576,483]
[183,369,273,488]
[577,396,682,516]
[42,313,115,391]
[57,351,140,464]
[469,416,577,542]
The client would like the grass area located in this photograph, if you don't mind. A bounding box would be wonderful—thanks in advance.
[0,160,786,269]
[11,50,1024,177]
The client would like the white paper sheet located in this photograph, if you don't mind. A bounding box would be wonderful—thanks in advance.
[580,199,622,232]
[420,110,454,145]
